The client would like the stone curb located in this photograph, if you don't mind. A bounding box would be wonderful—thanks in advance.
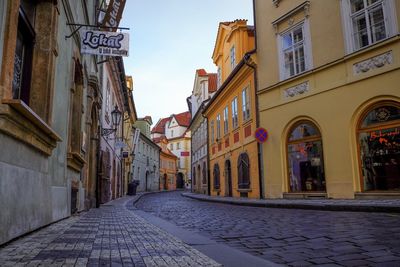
[182,193,400,213]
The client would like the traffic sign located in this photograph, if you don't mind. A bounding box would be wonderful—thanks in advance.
[255,128,268,143]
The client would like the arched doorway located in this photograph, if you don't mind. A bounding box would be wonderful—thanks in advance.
[358,102,400,191]
[287,121,326,192]
[176,172,184,189]
[145,171,150,191]
[225,160,232,197]
[163,173,168,190]
[213,163,220,191]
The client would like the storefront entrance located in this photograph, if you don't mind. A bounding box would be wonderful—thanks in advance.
[287,121,326,192]
[358,103,400,191]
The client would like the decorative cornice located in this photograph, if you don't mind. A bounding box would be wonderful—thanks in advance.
[283,81,309,99]
[272,1,311,34]
[353,51,393,75]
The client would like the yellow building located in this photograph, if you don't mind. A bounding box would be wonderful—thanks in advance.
[254,0,400,199]
[204,20,260,198]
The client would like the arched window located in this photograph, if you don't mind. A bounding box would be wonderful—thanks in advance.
[202,162,207,184]
[238,153,250,189]
[213,164,220,189]
[358,103,400,191]
[287,121,326,192]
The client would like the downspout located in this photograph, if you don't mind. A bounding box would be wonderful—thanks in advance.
[244,49,264,199]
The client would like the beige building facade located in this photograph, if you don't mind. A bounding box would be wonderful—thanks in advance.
[254,0,400,199]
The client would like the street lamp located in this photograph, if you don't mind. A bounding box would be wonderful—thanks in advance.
[101,105,122,136]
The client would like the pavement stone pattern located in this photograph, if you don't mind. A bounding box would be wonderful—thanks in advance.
[135,191,400,267]
[0,195,221,267]
[183,193,400,212]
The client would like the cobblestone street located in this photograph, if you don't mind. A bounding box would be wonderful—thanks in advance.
[0,196,220,267]
[135,191,400,266]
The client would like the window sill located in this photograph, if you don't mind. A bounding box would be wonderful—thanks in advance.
[1,99,62,156]
[243,119,253,127]
[237,188,252,193]
[67,152,86,172]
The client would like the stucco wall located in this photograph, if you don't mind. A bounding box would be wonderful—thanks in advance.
[0,134,53,244]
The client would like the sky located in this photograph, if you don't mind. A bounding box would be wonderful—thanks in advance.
[120,0,253,125]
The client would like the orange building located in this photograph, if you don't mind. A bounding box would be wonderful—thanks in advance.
[204,20,260,198]
[155,137,178,190]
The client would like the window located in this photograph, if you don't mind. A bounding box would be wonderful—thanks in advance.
[280,23,310,79]
[210,120,215,143]
[170,144,173,150]
[171,130,174,137]
[287,121,326,192]
[238,153,250,189]
[223,106,229,134]
[242,87,250,121]
[13,1,36,104]
[230,46,236,70]
[216,114,221,140]
[177,142,180,149]
[342,0,397,52]
[217,67,222,88]
[213,164,220,189]
[358,102,400,191]
[232,97,238,129]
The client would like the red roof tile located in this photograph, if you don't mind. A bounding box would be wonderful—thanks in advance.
[196,69,207,76]
[151,117,170,134]
[174,111,191,127]
[208,73,218,93]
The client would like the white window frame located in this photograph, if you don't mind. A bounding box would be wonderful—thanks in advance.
[242,86,251,122]
[340,0,398,54]
[216,114,221,140]
[230,46,236,70]
[223,106,229,134]
[232,97,238,129]
[278,20,313,81]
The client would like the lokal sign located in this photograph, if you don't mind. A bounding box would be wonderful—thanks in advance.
[81,30,129,57]
[102,0,126,30]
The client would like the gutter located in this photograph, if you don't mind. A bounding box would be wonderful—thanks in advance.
[244,49,264,200]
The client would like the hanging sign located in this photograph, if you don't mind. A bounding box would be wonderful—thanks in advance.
[181,151,190,157]
[81,30,129,57]
[102,0,126,30]
[255,128,268,143]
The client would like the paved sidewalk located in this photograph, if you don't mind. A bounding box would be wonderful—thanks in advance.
[182,192,400,213]
[0,193,221,267]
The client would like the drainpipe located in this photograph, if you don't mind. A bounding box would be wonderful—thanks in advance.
[244,50,264,199]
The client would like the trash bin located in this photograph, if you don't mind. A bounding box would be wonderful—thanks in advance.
[127,180,140,196]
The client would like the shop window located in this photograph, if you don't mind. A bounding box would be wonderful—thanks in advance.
[287,121,326,192]
[213,163,220,189]
[238,153,250,189]
[202,162,207,184]
[358,103,400,191]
